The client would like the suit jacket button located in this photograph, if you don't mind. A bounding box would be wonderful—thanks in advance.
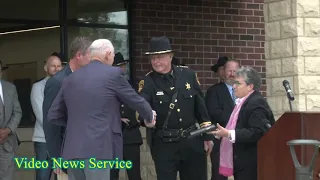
[160,101,162,104]
[121,104,124,107]
[179,118,182,122]
[190,95,192,98]
[121,111,124,114]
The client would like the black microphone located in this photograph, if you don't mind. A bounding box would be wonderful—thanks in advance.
[265,123,271,129]
[261,119,272,134]
[187,124,217,139]
[282,80,294,101]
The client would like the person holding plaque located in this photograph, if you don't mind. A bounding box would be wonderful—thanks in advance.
[210,66,275,180]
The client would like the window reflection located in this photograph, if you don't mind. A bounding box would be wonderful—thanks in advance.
[0,0,130,127]
[0,23,26,29]
[68,26,130,79]
[69,27,129,60]
[77,11,128,25]
[0,27,61,127]
[68,0,127,25]
[0,0,59,20]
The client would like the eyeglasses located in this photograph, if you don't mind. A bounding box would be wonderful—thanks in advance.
[233,81,243,86]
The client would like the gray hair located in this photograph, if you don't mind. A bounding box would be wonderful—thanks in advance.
[69,37,93,58]
[235,66,261,91]
[89,39,114,57]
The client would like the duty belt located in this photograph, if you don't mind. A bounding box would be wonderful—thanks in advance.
[156,124,197,142]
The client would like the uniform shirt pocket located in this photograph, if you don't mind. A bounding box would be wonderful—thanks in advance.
[182,89,197,99]
[153,93,171,104]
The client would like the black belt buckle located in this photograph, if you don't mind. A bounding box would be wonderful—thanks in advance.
[180,125,195,138]
[180,129,188,138]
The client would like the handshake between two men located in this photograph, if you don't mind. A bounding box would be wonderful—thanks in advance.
[121,108,225,137]
[144,110,157,128]
[121,110,157,128]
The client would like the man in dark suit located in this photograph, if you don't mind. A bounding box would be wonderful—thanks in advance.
[110,52,143,180]
[206,59,240,180]
[42,36,93,178]
[211,66,275,180]
[47,39,156,180]
[137,36,214,180]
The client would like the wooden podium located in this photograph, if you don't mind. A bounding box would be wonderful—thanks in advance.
[258,112,320,180]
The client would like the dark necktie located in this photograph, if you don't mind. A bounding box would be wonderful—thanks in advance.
[163,74,174,87]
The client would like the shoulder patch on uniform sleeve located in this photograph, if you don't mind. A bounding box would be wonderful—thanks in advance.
[138,80,144,93]
[195,73,201,85]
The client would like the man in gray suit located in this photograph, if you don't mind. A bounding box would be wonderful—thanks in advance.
[47,39,156,180]
[0,60,23,180]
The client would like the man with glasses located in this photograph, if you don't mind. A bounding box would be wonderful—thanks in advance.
[210,66,275,180]
[205,59,240,180]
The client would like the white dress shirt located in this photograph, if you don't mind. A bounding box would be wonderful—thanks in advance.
[0,80,4,103]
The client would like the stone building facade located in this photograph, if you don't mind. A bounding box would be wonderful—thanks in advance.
[265,0,320,119]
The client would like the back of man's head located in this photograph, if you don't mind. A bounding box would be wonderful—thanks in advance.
[69,37,92,60]
[89,39,115,64]
[90,39,114,55]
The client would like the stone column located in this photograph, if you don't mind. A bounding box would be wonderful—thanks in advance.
[265,0,320,119]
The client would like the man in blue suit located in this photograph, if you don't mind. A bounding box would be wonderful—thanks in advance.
[47,39,156,180]
[42,36,93,178]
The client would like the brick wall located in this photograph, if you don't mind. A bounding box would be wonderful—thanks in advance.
[131,0,265,179]
[131,0,266,95]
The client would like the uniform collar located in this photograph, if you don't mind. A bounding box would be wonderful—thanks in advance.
[156,66,175,79]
